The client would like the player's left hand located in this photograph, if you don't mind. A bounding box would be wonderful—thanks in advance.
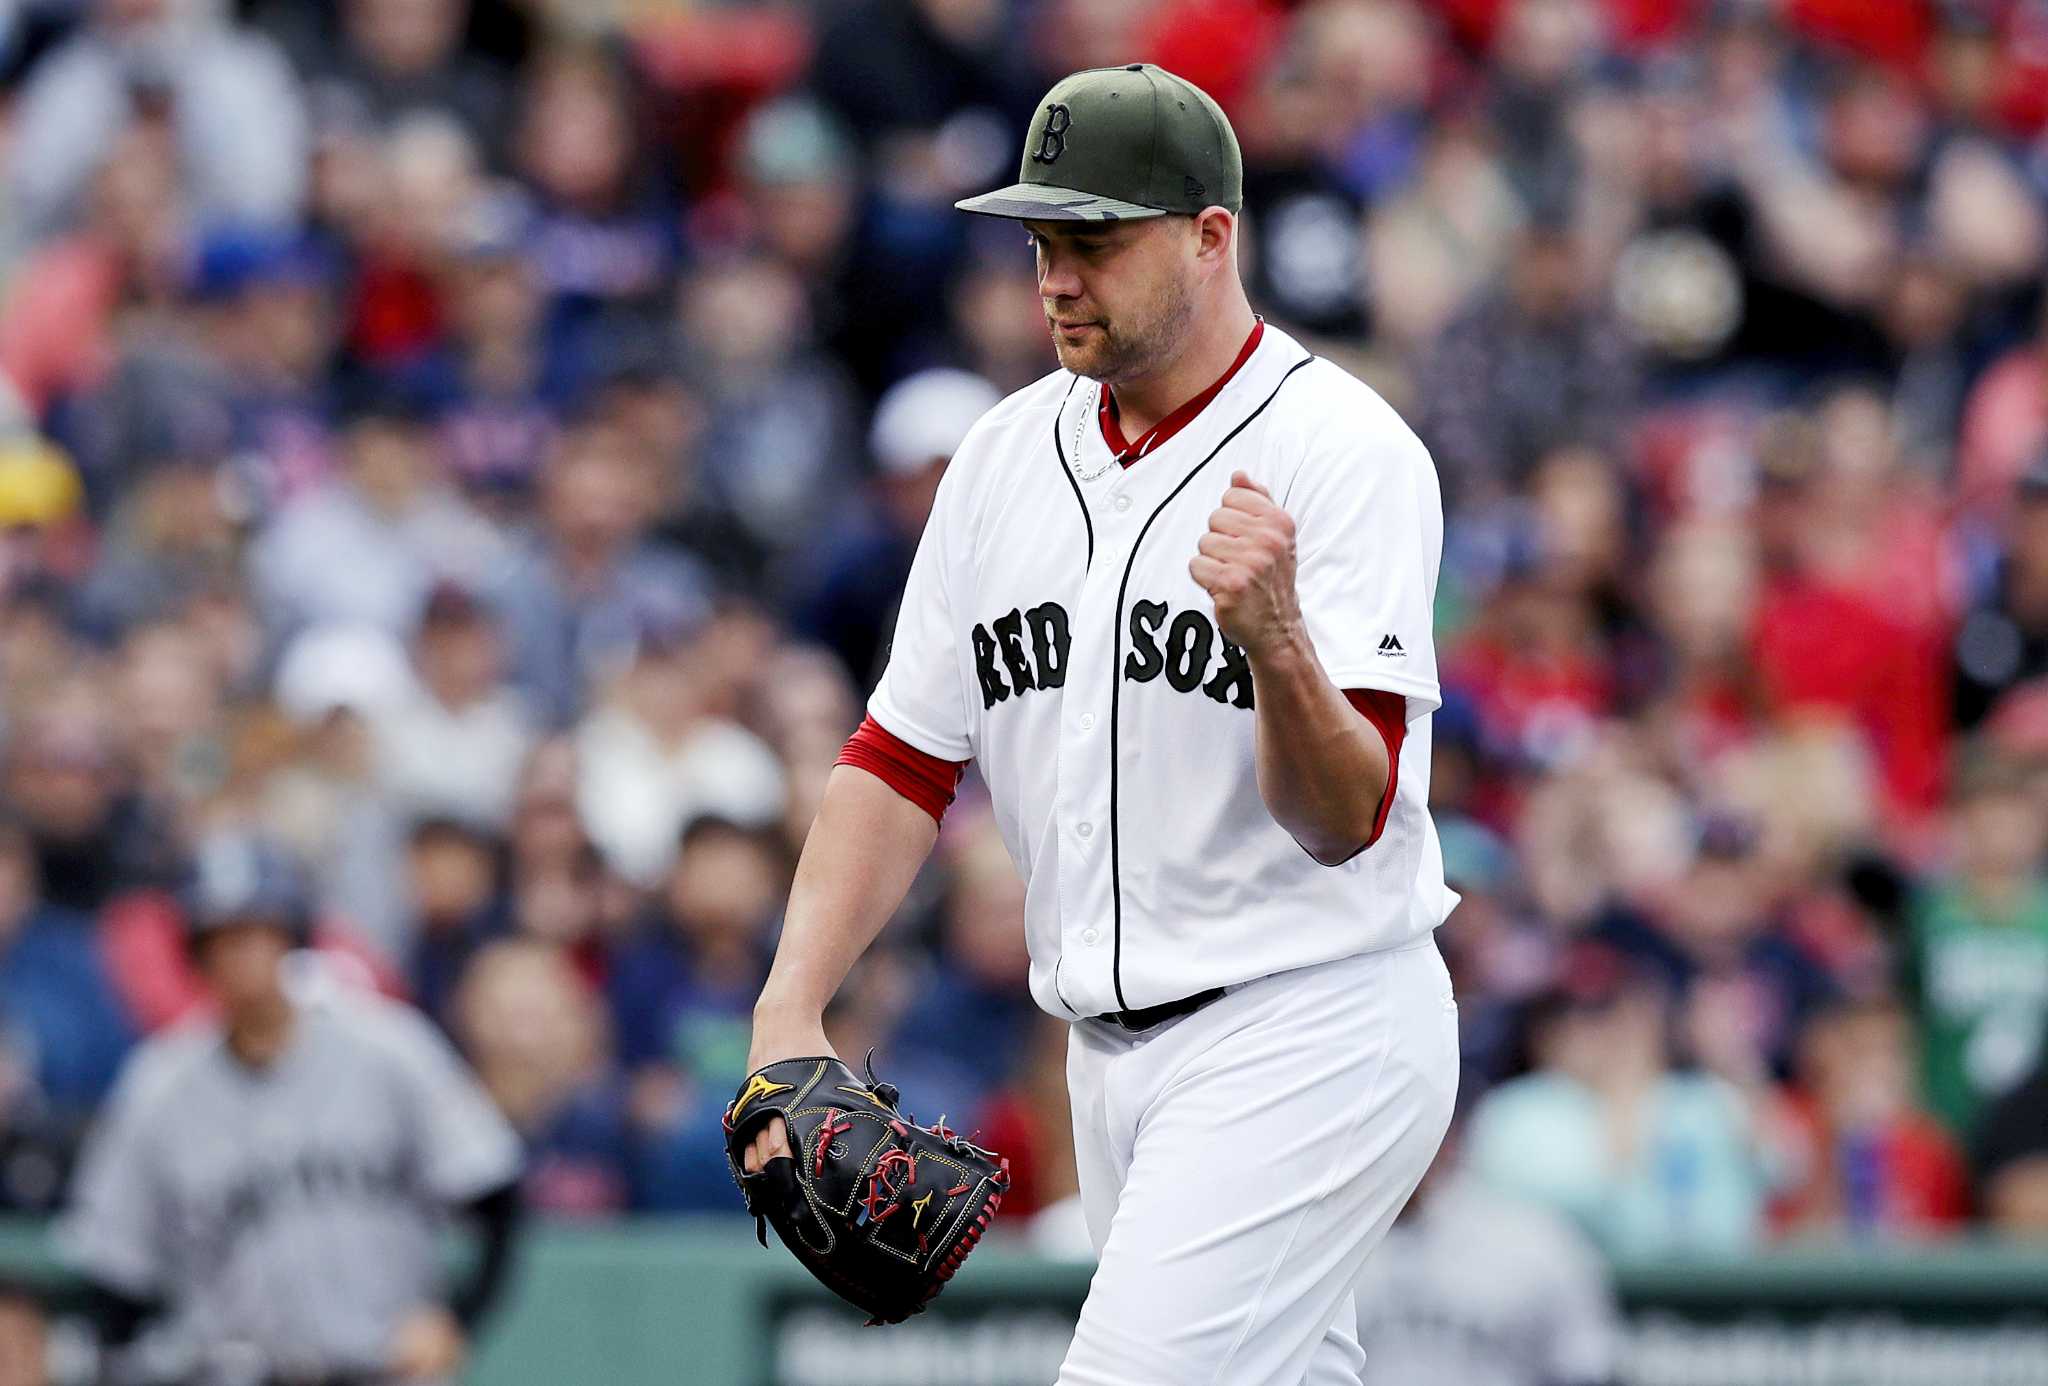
[1191,471,1302,657]
[388,1305,467,1381]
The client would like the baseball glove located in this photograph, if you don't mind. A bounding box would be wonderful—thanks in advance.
[723,1053,1011,1325]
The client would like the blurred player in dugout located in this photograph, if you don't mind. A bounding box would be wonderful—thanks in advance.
[1353,1099,1622,1386]
[56,831,524,1386]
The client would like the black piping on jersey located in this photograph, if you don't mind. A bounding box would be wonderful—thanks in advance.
[1050,376,1093,571]
[1052,952,1080,1019]
[1105,353,1317,1011]
[1047,374,1089,1019]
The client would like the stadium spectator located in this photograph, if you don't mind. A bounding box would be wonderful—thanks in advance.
[1417,207,1639,507]
[572,628,784,891]
[373,580,537,830]
[453,937,631,1216]
[514,44,678,350]
[4,690,178,914]
[407,190,566,507]
[792,365,997,688]
[607,815,787,1075]
[1954,450,2048,731]
[188,227,341,511]
[892,811,1034,1093]
[249,385,504,641]
[262,623,415,958]
[1596,811,1837,1081]
[74,460,238,645]
[485,417,710,727]
[404,815,507,1029]
[1974,1055,2048,1235]
[330,114,488,372]
[0,818,133,1112]
[982,1012,1085,1256]
[1774,996,1968,1238]
[5,0,307,245]
[1906,749,2048,1138]
[1467,944,1780,1256]
[1959,301,2048,523]
[295,0,515,162]
[676,255,861,593]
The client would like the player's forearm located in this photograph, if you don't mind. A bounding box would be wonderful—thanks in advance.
[754,764,941,1024]
[1248,629,1389,865]
[78,1279,165,1347]
[447,1180,522,1333]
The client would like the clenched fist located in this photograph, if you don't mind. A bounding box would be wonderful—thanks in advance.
[1189,471,1302,657]
[388,1305,466,1381]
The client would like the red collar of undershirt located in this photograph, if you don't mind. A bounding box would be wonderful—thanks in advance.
[1100,318,1265,467]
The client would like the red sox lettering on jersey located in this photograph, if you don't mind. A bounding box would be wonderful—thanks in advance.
[870,322,1458,1020]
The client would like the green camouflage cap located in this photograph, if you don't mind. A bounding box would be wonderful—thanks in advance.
[956,64,1243,222]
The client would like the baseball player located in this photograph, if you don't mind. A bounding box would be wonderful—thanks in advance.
[1352,1122,1621,1386]
[742,63,1459,1384]
[58,831,524,1386]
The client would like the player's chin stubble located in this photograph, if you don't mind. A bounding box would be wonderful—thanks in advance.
[1047,272,1196,385]
[1049,319,1127,381]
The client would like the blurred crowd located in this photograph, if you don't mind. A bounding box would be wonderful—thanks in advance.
[0,0,2038,1270]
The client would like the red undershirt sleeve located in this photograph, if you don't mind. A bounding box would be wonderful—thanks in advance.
[836,715,969,825]
[1344,689,1406,850]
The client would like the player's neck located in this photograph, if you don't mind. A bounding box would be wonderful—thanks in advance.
[225,994,297,1069]
[1109,295,1258,440]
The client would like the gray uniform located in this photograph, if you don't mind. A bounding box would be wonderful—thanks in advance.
[59,984,521,1384]
[1353,1175,1621,1386]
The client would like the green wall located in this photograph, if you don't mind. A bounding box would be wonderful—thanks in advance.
[6,1219,2048,1386]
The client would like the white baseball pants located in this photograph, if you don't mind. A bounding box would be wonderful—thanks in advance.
[1056,936,1459,1386]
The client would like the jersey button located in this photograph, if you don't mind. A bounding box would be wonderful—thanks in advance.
[1081,927,1100,944]
[1113,494,1132,513]
[1076,821,1094,839]
[1079,713,1096,731]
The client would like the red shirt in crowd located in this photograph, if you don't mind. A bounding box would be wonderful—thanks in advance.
[1773,1091,1971,1236]
[1750,575,1949,818]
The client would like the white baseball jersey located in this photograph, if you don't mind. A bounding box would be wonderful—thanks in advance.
[870,322,1456,1018]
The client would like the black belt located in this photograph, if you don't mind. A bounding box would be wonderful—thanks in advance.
[1092,987,1226,1033]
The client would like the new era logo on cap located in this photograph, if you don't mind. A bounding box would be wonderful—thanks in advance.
[1377,634,1405,656]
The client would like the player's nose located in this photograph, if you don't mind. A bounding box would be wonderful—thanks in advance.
[1037,255,1084,302]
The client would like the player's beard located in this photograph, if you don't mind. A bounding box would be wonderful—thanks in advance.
[1047,267,1198,386]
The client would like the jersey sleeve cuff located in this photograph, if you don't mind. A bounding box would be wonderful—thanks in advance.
[1321,670,1440,717]
[863,696,974,764]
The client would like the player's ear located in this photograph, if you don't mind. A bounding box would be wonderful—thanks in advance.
[1192,207,1236,267]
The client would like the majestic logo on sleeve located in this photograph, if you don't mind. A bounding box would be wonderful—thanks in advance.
[1123,601,1255,708]
[1031,104,1071,164]
[971,602,1071,708]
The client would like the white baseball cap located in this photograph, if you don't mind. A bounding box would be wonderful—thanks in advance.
[273,624,416,725]
[869,369,1000,478]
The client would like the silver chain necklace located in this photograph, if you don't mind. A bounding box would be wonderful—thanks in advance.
[1068,382,1115,483]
